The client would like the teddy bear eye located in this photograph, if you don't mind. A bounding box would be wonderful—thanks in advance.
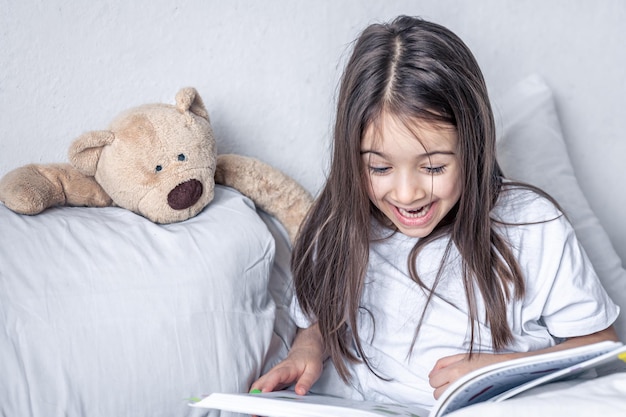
[178,154,186,161]
[155,165,163,172]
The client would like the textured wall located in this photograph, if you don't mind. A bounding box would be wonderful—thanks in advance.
[1,0,625,262]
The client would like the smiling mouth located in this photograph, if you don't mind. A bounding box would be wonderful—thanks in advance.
[397,203,431,219]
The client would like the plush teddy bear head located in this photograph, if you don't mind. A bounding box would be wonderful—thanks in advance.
[69,87,216,223]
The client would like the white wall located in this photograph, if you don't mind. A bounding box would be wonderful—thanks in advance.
[1,0,625,264]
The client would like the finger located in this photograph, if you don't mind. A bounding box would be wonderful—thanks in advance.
[431,353,465,373]
[428,368,447,390]
[293,364,323,396]
[251,367,297,393]
[433,382,449,400]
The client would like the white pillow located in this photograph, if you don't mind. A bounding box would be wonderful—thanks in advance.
[494,74,626,341]
[257,209,297,373]
[0,185,291,417]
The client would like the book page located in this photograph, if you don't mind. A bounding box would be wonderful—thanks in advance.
[192,390,431,417]
[489,345,626,402]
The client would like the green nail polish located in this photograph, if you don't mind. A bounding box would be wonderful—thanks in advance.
[249,389,262,394]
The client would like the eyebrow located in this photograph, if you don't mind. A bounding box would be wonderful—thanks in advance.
[360,149,455,158]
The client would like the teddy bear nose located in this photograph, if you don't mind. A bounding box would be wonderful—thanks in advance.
[167,179,203,210]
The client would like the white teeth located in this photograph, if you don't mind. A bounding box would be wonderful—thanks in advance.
[398,204,430,218]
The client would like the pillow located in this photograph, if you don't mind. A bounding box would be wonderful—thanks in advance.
[0,185,291,417]
[494,74,626,341]
[256,209,297,373]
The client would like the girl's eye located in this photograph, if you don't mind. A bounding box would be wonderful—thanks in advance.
[368,166,390,175]
[155,165,163,172]
[425,165,446,174]
[178,154,186,161]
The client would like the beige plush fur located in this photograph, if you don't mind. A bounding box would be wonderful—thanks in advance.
[215,154,313,242]
[0,87,312,242]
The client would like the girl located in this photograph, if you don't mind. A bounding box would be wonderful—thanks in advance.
[252,16,619,407]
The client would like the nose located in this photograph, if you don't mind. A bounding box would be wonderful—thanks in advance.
[393,171,427,205]
[167,179,203,210]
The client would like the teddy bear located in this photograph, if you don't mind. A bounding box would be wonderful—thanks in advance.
[0,87,312,243]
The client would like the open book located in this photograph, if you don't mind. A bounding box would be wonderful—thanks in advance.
[191,340,626,417]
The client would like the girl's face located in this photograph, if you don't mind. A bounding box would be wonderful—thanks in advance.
[361,113,462,238]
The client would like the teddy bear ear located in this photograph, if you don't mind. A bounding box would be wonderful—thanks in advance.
[68,130,116,176]
[175,87,210,122]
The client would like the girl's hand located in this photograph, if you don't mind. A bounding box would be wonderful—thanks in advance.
[250,324,326,395]
[428,326,619,399]
[250,347,324,395]
[428,353,512,400]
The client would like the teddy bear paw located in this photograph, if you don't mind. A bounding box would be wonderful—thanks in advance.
[0,165,57,214]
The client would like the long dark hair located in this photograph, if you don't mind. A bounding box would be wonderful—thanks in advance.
[292,16,532,382]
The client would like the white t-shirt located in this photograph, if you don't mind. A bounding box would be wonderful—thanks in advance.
[291,186,619,406]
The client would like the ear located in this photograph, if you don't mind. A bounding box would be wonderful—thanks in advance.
[68,130,116,176]
[175,87,210,122]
